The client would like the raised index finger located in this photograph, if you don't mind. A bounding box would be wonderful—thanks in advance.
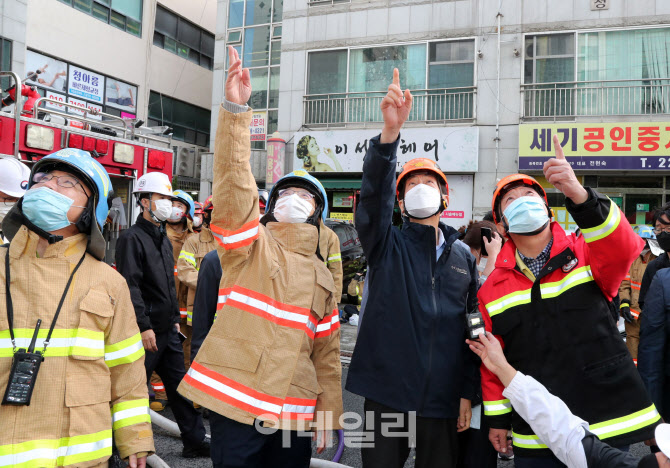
[392,68,400,88]
[553,134,565,160]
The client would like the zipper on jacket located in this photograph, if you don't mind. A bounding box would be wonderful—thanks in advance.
[419,234,440,415]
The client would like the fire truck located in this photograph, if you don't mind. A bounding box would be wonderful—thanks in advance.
[0,71,174,263]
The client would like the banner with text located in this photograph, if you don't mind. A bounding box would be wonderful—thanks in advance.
[293,127,478,173]
[519,123,670,171]
[68,65,104,103]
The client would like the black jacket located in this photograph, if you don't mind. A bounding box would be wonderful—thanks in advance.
[638,253,670,309]
[190,249,222,362]
[639,267,670,420]
[345,134,479,418]
[115,214,179,333]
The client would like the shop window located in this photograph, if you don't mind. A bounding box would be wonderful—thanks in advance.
[596,176,664,189]
[59,0,142,37]
[153,5,214,70]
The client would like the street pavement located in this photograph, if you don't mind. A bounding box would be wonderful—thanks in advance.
[151,322,652,467]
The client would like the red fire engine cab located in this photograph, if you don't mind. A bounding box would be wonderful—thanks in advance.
[0,71,174,263]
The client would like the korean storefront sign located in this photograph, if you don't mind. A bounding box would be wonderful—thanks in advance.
[293,128,479,173]
[68,65,104,103]
[439,175,473,229]
[519,123,670,171]
[333,192,354,208]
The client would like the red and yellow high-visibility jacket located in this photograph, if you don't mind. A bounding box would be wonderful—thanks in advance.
[177,107,343,431]
[479,189,659,457]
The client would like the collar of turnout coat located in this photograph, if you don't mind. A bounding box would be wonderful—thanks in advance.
[10,226,88,260]
[265,222,319,256]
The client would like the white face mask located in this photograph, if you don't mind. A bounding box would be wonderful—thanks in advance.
[0,202,14,222]
[273,194,313,224]
[151,199,172,222]
[193,215,203,228]
[168,207,185,223]
[404,184,443,219]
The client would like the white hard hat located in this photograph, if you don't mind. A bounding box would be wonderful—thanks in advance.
[0,157,30,198]
[133,172,173,197]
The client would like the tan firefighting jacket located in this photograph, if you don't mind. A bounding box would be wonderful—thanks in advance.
[177,228,217,325]
[319,221,343,300]
[178,107,343,431]
[167,221,193,321]
[0,227,153,467]
[619,249,656,319]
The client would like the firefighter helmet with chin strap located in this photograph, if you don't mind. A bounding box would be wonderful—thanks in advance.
[492,174,551,229]
[2,148,114,260]
[172,190,195,219]
[265,170,328,224]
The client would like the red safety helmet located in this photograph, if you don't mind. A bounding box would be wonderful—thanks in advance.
[203,195,213,212]
[396,158,449,206]
[194,201,204,215]
[492,174,549,225]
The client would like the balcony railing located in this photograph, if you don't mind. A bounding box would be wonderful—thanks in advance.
[303,87,476,126]
[522,79,670,120]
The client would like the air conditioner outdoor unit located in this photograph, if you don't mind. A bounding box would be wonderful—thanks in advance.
[194,150,202,180]
[175,147,196,178]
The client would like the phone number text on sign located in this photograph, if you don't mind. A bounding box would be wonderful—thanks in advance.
[250,111,267,142]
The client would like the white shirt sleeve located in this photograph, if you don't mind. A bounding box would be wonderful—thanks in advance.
[503,372,590,468]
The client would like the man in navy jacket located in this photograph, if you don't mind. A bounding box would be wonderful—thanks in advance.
[345,69,479,468]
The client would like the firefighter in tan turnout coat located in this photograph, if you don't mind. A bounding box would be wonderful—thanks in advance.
[0,149,153,468]
[178,46,343,466]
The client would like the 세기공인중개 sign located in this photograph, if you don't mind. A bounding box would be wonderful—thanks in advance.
[519,123,670,171]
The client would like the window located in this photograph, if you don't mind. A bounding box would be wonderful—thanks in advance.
[148,91,211,147]
[578,28,670,115]
[153,5,214,70]
[243,25,271,67]
[524,33,575,117]
[525,33,575,84]
[58,0,142,37]
[0,37,11,90]
[305,41,476,124]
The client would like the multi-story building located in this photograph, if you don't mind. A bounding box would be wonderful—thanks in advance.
[214,0,670,228]
[1,0,216,204]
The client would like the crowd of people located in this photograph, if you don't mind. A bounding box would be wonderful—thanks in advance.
[1,44,670,468]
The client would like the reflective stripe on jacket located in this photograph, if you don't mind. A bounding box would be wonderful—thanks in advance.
[0,228,153,467]
[479,190,658,457]
[167,223,193,319]
[319,222,343,300]
[177,228,217,326]
[177,107,343,431]
[619,250,656,318]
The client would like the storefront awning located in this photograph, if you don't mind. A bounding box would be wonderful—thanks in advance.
[318,178,361,190]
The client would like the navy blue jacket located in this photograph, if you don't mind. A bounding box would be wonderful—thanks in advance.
[639,267,670,420]
[190,249,222,362]
[345,134,479,418]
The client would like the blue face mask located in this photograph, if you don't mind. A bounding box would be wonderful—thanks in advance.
[22,187,85,232]
[503,196,550,234]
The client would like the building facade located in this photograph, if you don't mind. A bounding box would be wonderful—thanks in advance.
[1,0,216,201]
[215,0,670,228]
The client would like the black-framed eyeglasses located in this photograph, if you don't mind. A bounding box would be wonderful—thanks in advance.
[33,172,88,196]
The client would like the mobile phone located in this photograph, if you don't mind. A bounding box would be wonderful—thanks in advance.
[481,227,492,257]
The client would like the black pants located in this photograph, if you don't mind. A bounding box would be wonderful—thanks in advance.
[144,327,206,448]
[209,411,312,468]
[361,398,458,468]
[456,407,497,468]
